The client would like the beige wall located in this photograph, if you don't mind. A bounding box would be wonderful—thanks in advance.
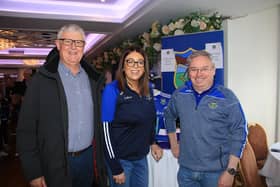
[224,5,280,145]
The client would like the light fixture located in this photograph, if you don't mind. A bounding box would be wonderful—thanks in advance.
[0,0,148,23]
[0,38,15,50]
[0,30,15,50]
[23,59,40,66]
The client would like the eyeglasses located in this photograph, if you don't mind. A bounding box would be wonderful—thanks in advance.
[58,38,85,47]
[188,66,213,74]
[125,58,145,67]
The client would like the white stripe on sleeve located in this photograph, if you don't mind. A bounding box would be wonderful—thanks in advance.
[103,121,115,159]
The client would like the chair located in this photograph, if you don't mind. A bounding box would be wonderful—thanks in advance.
[239,141,267,187]
[247,122,269,169]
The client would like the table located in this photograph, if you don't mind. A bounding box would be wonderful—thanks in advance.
[259,142,280,187]
[147,149,179,187]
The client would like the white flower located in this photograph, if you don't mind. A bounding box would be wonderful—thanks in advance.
[150,21,160,38]
[175,19,185,29]
[191,19,200,27]
[168,22,176,31]
[142,32,150,42]
[174,29,184,35]
[161,25,170,35]
[209,25,215,30]
[153,43,162,52]
[199,21,207,30]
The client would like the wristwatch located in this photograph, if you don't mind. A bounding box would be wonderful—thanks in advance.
[227,168,237,176]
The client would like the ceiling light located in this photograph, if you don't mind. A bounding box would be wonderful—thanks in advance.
[23,59,40,66]
[0,38,15,50]
[0,0,148,23]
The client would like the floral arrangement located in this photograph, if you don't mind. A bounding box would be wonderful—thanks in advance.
[92,11,224,70]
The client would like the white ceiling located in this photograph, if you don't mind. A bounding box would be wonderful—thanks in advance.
[0,0,279,68]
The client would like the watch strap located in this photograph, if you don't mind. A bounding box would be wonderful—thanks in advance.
[227,168,237,176]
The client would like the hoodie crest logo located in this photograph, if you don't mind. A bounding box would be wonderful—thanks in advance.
[208,102,218,109]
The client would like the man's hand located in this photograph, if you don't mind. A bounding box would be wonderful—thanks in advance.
[218,154,239,186]
[218,171,234,187]
[151,143,163,161]
[113,172,126,184]
[30,176,47,187]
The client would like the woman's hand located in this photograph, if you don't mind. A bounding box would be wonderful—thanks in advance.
[113,172,126,184]
[151,143,163,161]
[30,176,47,187]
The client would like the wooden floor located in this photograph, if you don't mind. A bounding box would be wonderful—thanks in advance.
[0,127,29,187]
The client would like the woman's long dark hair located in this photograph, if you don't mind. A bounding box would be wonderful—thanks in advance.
[116,46,150,96]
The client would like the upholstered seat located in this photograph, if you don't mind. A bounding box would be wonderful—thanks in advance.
[239,141,267,187]
[247,123,269,169]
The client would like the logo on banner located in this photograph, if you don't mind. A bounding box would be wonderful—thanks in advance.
[173,48,195,88]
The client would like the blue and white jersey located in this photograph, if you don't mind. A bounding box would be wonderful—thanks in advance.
[153,89,180,149]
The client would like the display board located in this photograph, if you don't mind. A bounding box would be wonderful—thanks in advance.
[161,30,224,94]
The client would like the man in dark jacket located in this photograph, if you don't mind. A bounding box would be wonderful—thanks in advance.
[17,24,107,187]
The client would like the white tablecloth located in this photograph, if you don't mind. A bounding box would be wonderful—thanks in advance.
[147,149,179,187]
[259,142,280,187]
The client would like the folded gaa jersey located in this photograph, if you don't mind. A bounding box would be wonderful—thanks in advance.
[153,89,180,149]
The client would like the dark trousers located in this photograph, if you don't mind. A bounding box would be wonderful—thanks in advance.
[68,146,94,187]
[0,120,8,150]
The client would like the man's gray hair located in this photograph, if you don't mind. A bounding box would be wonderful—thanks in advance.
[187,50,214,67]
[57,24,86,40]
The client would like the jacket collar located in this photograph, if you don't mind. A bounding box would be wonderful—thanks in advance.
[39,47,103,82]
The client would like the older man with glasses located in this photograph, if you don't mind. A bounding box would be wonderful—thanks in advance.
[17,24,107,187]
[164,50,248,187]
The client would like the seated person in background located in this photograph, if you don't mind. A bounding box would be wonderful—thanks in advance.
[148,88,180,187]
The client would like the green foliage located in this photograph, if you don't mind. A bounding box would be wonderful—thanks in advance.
[92,11,225,70]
